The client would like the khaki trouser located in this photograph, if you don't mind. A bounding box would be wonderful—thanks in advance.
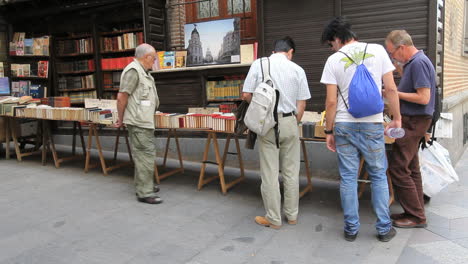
[258,115,300,226]
[127,125,156,198]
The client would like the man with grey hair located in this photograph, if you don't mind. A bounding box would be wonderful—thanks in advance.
[385,30,436,228]
[116,43,162,204]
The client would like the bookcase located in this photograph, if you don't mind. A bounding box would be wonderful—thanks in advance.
[54,33,97,105]
[8,32,51,98]
[98,24,144,99]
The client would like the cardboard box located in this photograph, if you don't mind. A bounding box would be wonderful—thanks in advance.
[314,125,326,138]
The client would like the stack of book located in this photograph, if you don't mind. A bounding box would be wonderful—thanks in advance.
[57,37,93,55]
[9,33,50,56]
[10,61,48,78]
[61,90,97,104]
[56,59,94,73]
[101,32,144,52]
[58,74,95,90]
[101,57,133,70]
[206,79,244,101]
[153,112,236,132]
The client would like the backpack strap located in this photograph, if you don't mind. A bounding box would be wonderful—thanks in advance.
[336,43,370,110]
[260,57,280,148]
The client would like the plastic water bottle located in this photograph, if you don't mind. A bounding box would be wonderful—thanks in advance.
[385,128,405,138]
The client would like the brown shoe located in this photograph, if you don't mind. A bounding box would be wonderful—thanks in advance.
[287,219,297,225]
[390,213,407,220]
[255,216,281,229]
[393,218,427,228]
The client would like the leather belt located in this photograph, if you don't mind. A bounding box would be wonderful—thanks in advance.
[282,112,294,117]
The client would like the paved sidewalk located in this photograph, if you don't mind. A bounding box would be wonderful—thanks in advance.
[0,146,467,264]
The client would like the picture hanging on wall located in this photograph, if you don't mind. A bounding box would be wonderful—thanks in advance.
[185,18,240,67]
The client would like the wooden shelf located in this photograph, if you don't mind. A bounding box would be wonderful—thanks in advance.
[56,52,94,58]
[207,98,242,102]
[59,88,96,92]
[11,76,48,80]
[9,55,49,59]
[101,68,124,72]
[56,33,92,40]
[100,49,135,55]
[103,88,120,92]
[100,28,143,36]
[57,70,95,75]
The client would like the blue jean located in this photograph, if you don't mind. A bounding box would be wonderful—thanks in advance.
[334,122,391,235]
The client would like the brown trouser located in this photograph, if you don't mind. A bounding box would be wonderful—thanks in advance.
[388,115,432,222]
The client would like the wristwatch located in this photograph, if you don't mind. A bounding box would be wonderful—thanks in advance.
[324,129,333,135]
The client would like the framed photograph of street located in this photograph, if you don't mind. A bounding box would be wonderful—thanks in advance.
[185,18,240,67]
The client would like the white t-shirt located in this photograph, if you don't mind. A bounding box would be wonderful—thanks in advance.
[320,42,395,122]
[243,53,311,114]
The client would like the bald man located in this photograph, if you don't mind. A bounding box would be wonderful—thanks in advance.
[116,43,162,204]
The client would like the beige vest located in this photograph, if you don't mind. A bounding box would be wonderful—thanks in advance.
[121,59,159,129]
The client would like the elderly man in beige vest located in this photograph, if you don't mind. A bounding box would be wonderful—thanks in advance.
[116,43,162,204]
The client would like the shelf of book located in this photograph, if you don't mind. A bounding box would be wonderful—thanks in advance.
[56,52,94,58]
[100,28,144,36]
[100,49,136,55]
[11,76,48,81]
[101,69,124,72]
[58,88,96,92]
[57,70,95,76]
[55,33,92,41]
[103,88,120,92]
[9,55,49,59]
[207,98,242,102]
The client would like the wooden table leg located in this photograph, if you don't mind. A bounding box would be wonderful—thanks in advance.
[173,129,184,173]
[299,139,313,198]
[93,125,108,175]
[198,132,214,190]
[84,124,94,173]
[46,120,59,168]
[198,132,244,194]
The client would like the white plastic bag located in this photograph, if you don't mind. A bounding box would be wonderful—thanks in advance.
[419,141,459,197]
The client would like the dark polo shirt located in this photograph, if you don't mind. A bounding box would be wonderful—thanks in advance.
[399,50,436,116]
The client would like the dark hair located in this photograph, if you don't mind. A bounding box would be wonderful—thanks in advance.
[321,16,357,44]
[273,36,296,53]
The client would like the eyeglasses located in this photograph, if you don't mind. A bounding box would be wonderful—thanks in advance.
[388,45,402,56]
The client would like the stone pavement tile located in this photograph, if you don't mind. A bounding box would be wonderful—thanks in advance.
[396,246,440,264]
[362,228,413,264]
[453,237,468,249]
[408,240,468,264]
[406,228,447,245]
[0,230,59,263]
[426,204,468,220]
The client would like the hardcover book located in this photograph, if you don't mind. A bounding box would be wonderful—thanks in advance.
[38,61,49,78]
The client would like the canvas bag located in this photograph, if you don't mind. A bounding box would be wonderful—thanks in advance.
[338,44,384,118]
[244,57,280,140]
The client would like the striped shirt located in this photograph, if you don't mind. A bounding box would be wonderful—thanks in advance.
[243,53,311,114]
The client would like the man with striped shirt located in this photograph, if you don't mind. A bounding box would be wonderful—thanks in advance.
[242,37,311,229]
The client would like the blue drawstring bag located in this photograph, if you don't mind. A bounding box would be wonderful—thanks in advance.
[338,44,384,118]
